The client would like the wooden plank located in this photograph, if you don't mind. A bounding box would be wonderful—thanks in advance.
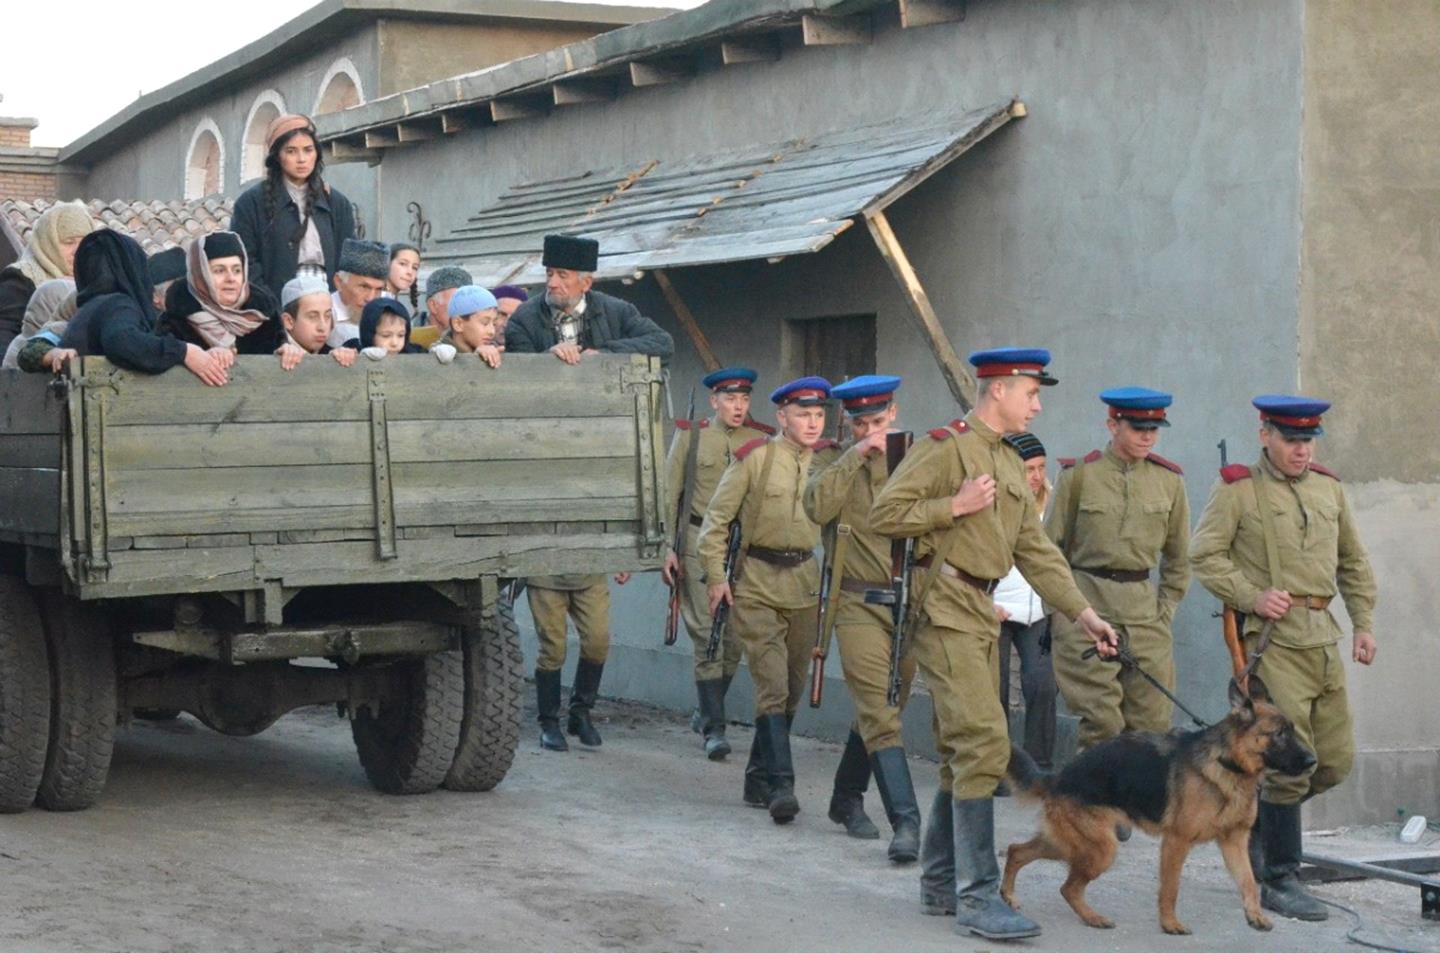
[109,505,373,538]
[363,127,399,149]
[441,112,472,135]
[329,138,381,163]
[861,101,1016,215]
[652,270,720,372]
[552,79,616,106]
[278,529,376,544]
[801,13,872,46]
[0,433,61,469]
[629,58,694,87]
[0,373,65,436]
[899,0,966,28]
[77,546,257,599]
[490,98,546,123]
[863,210,976,411]
[396,121,438,143]
[367,368,398,560]
[720,36,780,65]
[104,416,636,470]
[0,468,59,535]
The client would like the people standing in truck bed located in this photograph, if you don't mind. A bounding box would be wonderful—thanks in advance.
[0,201,94,355]
[158,232,283,356]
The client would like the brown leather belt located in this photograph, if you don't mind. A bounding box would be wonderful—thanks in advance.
[913,555,1000,595]
[1291,595,1332,611]
[748,546,814,568]
[688,513,705,528]
[839,576,883,594]
[1074,566,1151,584]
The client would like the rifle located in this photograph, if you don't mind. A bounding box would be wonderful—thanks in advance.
[809,524,852,708]
[864,431,916,707]
[665,388,700,646]
[707,521,743,661]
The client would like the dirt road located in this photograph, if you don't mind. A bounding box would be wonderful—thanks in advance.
[0,698,1433,953]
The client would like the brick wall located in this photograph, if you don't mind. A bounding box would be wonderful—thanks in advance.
[0,127,33,148]
[0,171,58,200]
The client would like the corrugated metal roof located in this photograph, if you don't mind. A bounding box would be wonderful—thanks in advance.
[428,101,1017,284]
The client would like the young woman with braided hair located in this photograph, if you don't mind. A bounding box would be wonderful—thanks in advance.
[231,114,356,305]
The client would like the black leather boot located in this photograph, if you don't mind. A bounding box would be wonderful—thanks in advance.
[828,730,879,839]
[920,787,955,915]
[742,726,770,808]
[1257,801,1328,921]
[696,678,732,761]
[758,713,800,823]
[566,659,604,748]
[952,797,1041,940]
[535,668,568,752]
[872,747,921,863]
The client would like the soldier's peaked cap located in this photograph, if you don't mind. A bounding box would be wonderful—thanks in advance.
[770,376,832,406]
[1254,395,1329,437]
[1101,386,1172,428]
[702,367,757,393]
[969,347,1058,386]
[831,375,902,416]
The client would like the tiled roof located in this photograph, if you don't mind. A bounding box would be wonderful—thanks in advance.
[1,197,233,256]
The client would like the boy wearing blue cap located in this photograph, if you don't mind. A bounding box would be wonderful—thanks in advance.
[661,367,774,761]
[1046,387,1191,762]
[1191,396,1376,922]
[438,285,503,368]
[697,376,840,824]
[803,374,922,863]
[871,348,1118,941]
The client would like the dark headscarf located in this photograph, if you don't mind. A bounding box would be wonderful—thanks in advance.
[357,296,419,351]
[61,230,156,351]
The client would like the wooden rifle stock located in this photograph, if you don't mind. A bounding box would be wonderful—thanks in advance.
[1222,606,1245,677]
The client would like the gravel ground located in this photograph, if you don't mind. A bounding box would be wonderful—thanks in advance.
[0,696,1435,953]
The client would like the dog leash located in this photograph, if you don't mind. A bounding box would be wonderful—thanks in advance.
[1081,643,1210,729]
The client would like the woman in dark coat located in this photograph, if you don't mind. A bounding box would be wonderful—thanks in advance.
[57,231,231,386]
[159,231,282,355]
[230,114,356,304]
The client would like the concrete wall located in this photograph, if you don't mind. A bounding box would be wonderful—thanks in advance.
[367,0,1322,775]
[75,29,380,235]
[1297,0,1440,827]
[377,19,620,97]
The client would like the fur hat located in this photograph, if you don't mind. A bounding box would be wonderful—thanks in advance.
[542,234,598,273]
[147,247,187,285]
[425,266,473,297]
[338,239,390,280]
[202,231,245,261]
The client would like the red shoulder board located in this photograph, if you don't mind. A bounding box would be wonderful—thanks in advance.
[1146,452,1183,475]
[735,437,769,461]
[1220,464,1252,484]
[928,419,969,440]
[743,417,776,436]
[1058,457,1077,469]
[1083,449,1103,464]
[674,419,698,431]
[811,438,841,451]
[1308,462,1340,481]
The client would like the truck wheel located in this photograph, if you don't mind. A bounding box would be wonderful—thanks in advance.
[36,591,117,811]
[351,648,464,795]
[0,577,51,813]
[445,597,523,792]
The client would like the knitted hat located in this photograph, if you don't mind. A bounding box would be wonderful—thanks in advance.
[425,266,473,297]
[146,247,187,285]
[448,285,498,319]
[265,114,315,152]
[490,284,529,303]
[337,239,390,279]
[1003,432,1047,460]
[542,234,599,273]
[281,275,331,310]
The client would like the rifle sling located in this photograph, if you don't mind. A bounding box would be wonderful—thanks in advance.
[1249,465,1286,592]
[908,437,969,626]
[732,441,778,582]
[818,524,852,653]
[673,420,704,558]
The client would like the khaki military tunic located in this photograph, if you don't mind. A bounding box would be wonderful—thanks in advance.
[870,414,1089,799]
[804,441,917,752]
[664,417,770,681]
[698,436,836,717]
[1046,446,1191,747]
[1191,453,1377,804]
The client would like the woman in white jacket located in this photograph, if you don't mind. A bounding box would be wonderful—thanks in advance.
[993,433,1058,770]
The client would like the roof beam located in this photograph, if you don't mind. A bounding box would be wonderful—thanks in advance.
[363,127,399,150]
[898,0,966,28]
[629,57,696,88]
[490,97,548,123]
[395,120,438,143]
[720,36,780,65]
[326,138,380,165]
[552,78,617,106]
[801,14,872,46]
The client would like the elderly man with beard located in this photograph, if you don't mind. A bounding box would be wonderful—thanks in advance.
[505,235,673,754]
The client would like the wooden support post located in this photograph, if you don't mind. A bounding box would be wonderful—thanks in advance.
[396,121,438,143]
[329,138,381,163]
[652,269,721,373]
[801,14,872,46]
[363,127,399,150]
[630,58,694,87]
[721,36,780,65]
[862,210,976,411]
[552,79,615,106]
[898,0,966,29]
[490,98,546,123]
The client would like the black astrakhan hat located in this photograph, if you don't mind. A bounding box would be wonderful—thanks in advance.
[542,234,599,273]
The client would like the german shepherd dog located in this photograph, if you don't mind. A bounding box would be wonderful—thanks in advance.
[1000,676,1316,935]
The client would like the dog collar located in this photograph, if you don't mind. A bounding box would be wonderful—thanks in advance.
[1218,756,1247,775]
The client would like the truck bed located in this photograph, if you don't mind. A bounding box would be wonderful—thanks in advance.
[0,353,666,601]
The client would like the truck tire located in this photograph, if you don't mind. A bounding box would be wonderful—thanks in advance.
[36,590,117,811]
[445,597,523,792]
[351,648,464,795]
[0,577,51,813]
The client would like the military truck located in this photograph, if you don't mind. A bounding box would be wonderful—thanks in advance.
[0,353,666,811]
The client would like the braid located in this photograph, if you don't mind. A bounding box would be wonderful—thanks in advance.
[408,283,419,311]
[263,172,278,226]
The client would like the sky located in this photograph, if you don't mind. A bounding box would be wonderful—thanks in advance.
[1,0,695,149]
